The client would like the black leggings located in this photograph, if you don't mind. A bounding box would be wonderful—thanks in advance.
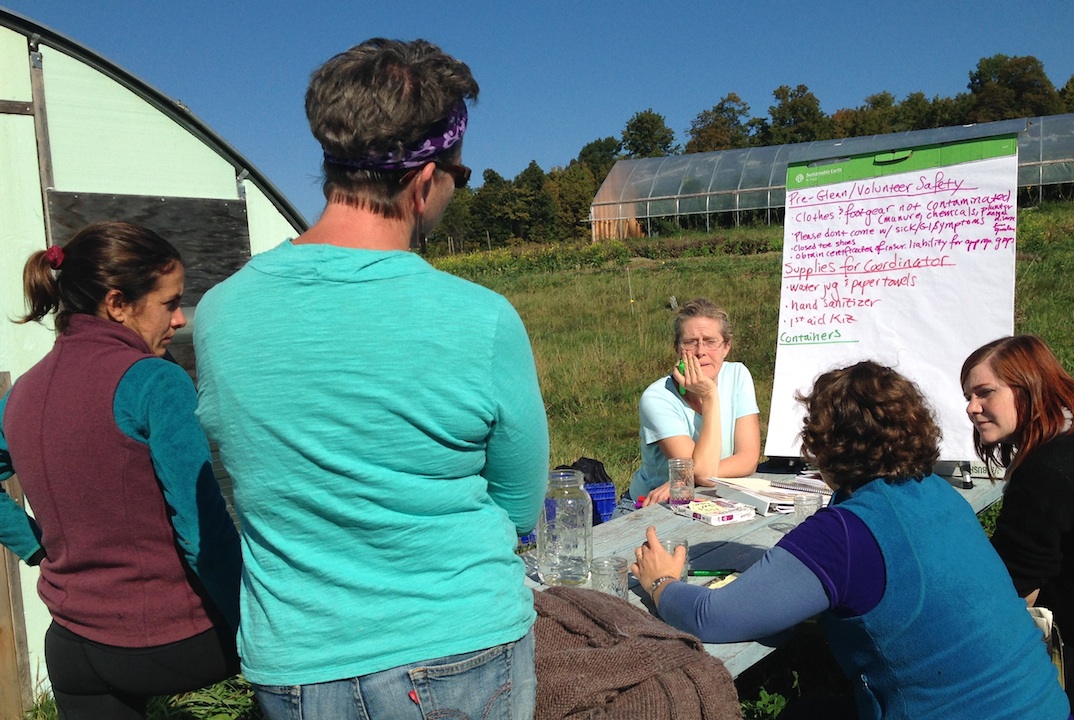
[45,621,239,720]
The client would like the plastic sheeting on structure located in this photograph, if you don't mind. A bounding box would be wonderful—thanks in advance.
[590,114,1074,239]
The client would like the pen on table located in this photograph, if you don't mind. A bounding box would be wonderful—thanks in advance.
[692,570,736,579]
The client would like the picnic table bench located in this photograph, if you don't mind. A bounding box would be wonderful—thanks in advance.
[524,472,1004,678]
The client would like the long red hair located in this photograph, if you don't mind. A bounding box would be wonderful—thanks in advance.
[960,335,1074,475]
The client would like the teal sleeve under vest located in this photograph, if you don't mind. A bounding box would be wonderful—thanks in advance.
[0,388,45,562]
[113,358,241,630]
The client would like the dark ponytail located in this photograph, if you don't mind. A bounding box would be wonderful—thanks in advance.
[20,249,61,327]
[18,221,182,333]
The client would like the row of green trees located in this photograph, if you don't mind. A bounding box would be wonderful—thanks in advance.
[427,54,1074,254]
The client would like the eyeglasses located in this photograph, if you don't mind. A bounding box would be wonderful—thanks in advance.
[398,161,472,190]
[434,160,472,189]
[679,338,726,351]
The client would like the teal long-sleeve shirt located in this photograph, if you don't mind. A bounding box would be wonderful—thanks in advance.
[195,242,550,685]
[0,358,241,630]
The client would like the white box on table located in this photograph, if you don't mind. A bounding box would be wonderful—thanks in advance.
[672,497,756,526]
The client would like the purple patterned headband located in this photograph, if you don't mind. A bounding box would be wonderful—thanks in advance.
[323,102,468,171]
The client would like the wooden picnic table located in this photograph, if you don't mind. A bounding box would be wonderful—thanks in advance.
[524,472,1004,678]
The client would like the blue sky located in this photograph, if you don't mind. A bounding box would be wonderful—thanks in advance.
[3,1,1071,224]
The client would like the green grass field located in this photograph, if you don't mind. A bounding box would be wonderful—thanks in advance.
[484,251,779,488]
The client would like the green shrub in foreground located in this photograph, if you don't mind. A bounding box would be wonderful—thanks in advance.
[26,677,262,720]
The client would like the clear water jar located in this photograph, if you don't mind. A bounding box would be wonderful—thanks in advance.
[537,468,593,586]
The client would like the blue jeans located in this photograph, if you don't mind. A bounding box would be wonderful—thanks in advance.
[610,493,638,520]
[253,628,535,720]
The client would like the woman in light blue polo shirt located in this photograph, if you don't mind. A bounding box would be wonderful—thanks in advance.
[620,298,760,512]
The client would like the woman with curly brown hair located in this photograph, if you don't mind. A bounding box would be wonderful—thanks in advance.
[633,361,1068,719]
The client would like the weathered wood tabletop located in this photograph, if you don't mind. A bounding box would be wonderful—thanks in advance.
[525,472,1004,678]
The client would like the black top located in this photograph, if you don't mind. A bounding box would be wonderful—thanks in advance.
[991,433,1074,640]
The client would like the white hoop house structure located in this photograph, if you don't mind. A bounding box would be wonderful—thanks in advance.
[590,114,1074,241]
[0,8,306,711]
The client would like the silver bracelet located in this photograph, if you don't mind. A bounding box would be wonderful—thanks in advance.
[649,575,677,595]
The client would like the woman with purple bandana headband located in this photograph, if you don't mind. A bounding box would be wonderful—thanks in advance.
[193,39,548,720]
[303,38,478,253]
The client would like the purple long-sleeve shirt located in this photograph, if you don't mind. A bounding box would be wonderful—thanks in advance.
[658,506,885,643]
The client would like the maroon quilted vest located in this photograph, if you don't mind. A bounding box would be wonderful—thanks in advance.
[4,314,214,647]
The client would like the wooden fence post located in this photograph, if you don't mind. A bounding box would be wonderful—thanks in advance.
[0,371,33,719]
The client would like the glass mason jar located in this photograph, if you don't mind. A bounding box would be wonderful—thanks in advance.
[537,468,593,586]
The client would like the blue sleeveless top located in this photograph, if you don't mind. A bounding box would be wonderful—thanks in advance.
[823,474,1068,719]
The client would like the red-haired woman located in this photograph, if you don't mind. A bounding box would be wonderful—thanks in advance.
[962,335,1074,696]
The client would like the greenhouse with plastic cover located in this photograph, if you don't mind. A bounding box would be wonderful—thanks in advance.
[589,113,1074,241]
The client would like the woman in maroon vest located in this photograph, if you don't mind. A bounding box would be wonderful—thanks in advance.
[0,221,241,720]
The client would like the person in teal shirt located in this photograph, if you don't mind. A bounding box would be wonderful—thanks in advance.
[194,38,549,720]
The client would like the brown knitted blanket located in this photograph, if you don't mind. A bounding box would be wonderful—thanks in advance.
[533,587,742,720]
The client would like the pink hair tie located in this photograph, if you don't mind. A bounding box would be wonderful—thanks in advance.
[45,245,64,269]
